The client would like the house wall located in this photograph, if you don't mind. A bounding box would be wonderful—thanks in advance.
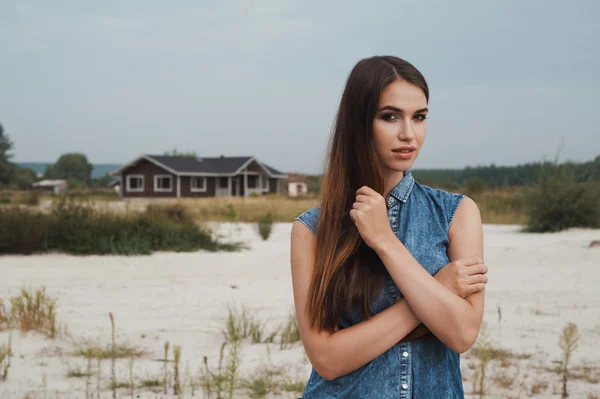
[120,159,177,198]
[180,176,216,197]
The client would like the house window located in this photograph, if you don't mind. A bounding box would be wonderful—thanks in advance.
[154,175,173,192]
[247,175,257,189]
[261,176,269,190]
[191,177,207,192]
[126,175,144,192]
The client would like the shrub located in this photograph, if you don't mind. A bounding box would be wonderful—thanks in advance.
[257,212,274,241]
[224,203,238,221]
[0,199,242,255]
[0,207,52,254]
[523,180,600,232]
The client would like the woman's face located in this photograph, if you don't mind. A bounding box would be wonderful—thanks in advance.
[372,79,428,176]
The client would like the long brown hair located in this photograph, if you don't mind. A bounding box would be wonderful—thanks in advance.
[307,56,429,332]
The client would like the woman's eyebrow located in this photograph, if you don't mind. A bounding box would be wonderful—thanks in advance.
[377,106,429,114]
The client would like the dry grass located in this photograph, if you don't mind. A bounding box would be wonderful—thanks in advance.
[45,195,320,223]
[73,339,146,360]
[200,337,243,399]
[0,298,8,330]
[25,185,537,226]
[223,305,278,344]
[467,346,532,362]
[0,332,12,381]
[279,310,301,350]
[241,363,306,398]
[66,364,94,378]
[4,286,57,338]
[529,377,550,395]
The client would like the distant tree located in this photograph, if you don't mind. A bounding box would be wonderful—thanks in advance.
[44,152,93,186]
[306,175,322,193]
[91,173,114,188]
[164,148,198,158]
[0,122,15,186]
[11,166,37,189]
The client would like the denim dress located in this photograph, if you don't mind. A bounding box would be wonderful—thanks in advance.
[294,170,466,399]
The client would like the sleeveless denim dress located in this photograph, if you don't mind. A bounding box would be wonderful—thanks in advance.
[294,170,466,399]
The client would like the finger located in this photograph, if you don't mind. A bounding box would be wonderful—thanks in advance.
[355,194,371,203]
[352,202,369,210]
[356,186,378,196]
[468,274,488,284]
[466,264,488,275]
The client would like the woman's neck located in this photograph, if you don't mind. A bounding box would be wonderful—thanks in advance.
[383,171,405,199]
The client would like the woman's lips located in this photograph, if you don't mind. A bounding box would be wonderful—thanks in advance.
[392,149,415,159]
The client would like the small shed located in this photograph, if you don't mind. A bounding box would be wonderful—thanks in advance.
[285,174,308,197]
[32,179,68,195]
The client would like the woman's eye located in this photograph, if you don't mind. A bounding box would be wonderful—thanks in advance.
[382,113,398,121]
[414,114,428,122]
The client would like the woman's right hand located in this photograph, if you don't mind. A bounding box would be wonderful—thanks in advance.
[433,257,488,298]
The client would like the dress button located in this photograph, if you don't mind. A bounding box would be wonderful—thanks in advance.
[389,216,396,223]
[403,351,408,357]
[402,383,408,389]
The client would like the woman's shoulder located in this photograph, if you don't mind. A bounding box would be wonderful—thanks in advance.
[413,181,466,226]
[294,206,321,234]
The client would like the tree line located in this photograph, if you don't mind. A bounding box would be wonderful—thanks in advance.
[0,121,110,189]
[1,120,598,191]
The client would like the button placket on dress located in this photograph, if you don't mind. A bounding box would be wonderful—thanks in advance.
[398,343,411,398]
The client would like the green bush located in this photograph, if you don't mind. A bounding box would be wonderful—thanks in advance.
[523,180,600,232]
[0,207,52,254]
[0,199,242,255]
[257,212,274,241]
[224,203,237,221]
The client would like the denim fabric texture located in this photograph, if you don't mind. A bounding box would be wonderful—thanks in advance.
[294,170,466,399]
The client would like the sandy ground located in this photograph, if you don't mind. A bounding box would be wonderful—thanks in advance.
[1,223,599,398]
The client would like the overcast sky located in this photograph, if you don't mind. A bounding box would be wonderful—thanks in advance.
[1,0,598,174]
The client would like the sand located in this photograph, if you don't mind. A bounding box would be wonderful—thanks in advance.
[0,222,599,398]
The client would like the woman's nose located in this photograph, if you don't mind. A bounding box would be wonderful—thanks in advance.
[398,118,416,141]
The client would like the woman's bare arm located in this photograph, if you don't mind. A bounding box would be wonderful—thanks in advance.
[374,197,485,353]
[291,220,421,381]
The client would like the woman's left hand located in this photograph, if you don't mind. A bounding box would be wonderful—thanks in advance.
[350,186,397,253]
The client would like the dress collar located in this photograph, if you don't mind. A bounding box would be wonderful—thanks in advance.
[388,170,415,203]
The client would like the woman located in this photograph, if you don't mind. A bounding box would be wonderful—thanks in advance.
[290,56,488,398]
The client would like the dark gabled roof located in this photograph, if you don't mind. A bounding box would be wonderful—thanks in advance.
[146,155,252,174]
[263,163,285,176]
[111,154,287,177]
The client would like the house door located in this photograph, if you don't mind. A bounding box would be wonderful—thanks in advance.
[216,177,230,197]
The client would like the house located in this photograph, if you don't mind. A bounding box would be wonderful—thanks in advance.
[285,173,309,197]
[32,179,68,195]
[110,155,287,198]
